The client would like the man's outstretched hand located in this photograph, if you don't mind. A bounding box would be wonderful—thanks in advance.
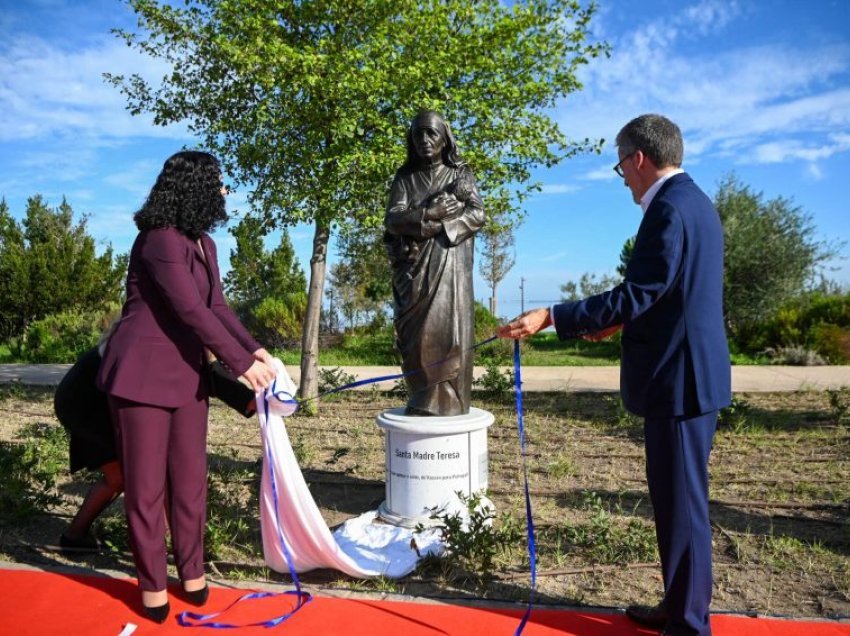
[497,308,552,339]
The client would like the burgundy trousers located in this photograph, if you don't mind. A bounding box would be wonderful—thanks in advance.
[109,395,209,591]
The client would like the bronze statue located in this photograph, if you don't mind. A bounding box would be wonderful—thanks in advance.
[384,111,485,416]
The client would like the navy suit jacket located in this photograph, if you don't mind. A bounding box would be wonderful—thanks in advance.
[97,227,261,408]
[552,172,731,418]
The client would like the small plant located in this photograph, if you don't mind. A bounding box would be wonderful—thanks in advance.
[826,388,850,424]
[204,450,261,559]
[473,360,514,399]
[388,377,409,398]
[604,396,640,429]
[417,491,523,585]
[718,396,753,432]
[546,453,577,479]
[291,436,316,465]
[555,491,657,565]
[370,575,398,593]
[327,447,350,465]
[0,423,67,522]
[98,513,131,554]
[318,367,357,398]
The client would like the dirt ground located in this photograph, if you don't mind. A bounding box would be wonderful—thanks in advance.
[1,384,848,621]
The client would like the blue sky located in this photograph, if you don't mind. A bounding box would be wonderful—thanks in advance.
[2,0,849,321]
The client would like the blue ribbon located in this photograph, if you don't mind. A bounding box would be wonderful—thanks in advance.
[177,389,313,629]
[269,335,500,411]
[176,590,311,629]
[512,339,537,635]
[179,334,539,632]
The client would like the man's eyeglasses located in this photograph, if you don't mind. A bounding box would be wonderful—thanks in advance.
[613,153,635,178]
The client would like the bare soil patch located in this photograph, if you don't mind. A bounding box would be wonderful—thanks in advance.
[1,384,848,620]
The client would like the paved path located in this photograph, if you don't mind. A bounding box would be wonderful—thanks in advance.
[3,363,850,392]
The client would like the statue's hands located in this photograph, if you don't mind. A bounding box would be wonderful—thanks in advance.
[423,194,463,221]
[421,220,442,238]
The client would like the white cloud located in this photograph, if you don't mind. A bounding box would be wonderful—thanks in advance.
[806,163,824,181]
[0,33,190,143]
[538,251,570,263]
[681,0,743,36]
[582,166,618,181]
[538,183,581,194]
[750,134,850,164]
[86,204,137,250]
[558,1,850,168]
[101,159,163,198]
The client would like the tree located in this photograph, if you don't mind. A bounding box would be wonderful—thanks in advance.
[224,216,307,307]
[107,0,608,404]
[714,173,842,336]
[559,235,633,302]
[0,196,126,342]
[0,199,27,340]
[478,212,515,316]
[224,216,308,346]
[560,271,621,301]
[617,235,635,278]
[326,224,392,330]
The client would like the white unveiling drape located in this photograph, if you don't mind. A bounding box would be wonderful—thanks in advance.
[257,360,443,578]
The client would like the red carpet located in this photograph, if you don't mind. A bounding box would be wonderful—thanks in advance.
[2,568,849,635]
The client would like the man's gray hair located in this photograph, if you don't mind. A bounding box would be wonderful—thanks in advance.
[616,114,683,168]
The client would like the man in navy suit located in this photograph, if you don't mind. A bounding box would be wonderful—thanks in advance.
[498,114,730,636]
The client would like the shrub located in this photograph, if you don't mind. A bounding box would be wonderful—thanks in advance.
[318,366,356,396]
[251,293,307,348]
[0,423,66,522]
[473,302,512,363]
[418,491,522,584]
[810,324,850,363]
[766,345,826,366]
[734,292,850,363]
[472,360,514,399]
[19,308,115,363]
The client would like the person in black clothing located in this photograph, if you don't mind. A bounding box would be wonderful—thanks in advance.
[54,338,258,553]
[54,345,122,552]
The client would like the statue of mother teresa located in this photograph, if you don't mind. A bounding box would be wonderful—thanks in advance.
[384,111,485,416]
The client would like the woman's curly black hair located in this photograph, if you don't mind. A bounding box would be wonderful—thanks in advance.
[134,151,228,239]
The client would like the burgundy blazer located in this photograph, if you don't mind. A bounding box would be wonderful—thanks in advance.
[97,227,261,408]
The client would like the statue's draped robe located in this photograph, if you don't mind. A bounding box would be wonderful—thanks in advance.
[384,163,485,416]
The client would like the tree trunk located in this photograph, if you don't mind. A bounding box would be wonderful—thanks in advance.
[299,219,330,413]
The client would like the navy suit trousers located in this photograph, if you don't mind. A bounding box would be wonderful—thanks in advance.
[110,395,209,591]
[644,411,717,636]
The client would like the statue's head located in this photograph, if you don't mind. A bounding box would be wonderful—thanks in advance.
[404,110,462,168]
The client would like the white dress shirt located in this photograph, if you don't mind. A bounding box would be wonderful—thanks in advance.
[640,168,684,213]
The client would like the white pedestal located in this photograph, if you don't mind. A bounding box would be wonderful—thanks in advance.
[376,407,495,528]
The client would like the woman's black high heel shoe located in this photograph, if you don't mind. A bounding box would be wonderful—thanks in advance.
[182,584,209,607]
[142,601,170,623]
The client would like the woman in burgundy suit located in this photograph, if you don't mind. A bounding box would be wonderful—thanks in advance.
[97,151,276,623]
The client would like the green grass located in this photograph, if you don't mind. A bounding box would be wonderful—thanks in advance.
[273,330,623,367]
[0,331,774,367]
[276,331,400,366]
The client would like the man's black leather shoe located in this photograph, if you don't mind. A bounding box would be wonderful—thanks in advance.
[625,604,667,628]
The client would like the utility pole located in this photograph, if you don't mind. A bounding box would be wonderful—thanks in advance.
[520,277,525,314]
